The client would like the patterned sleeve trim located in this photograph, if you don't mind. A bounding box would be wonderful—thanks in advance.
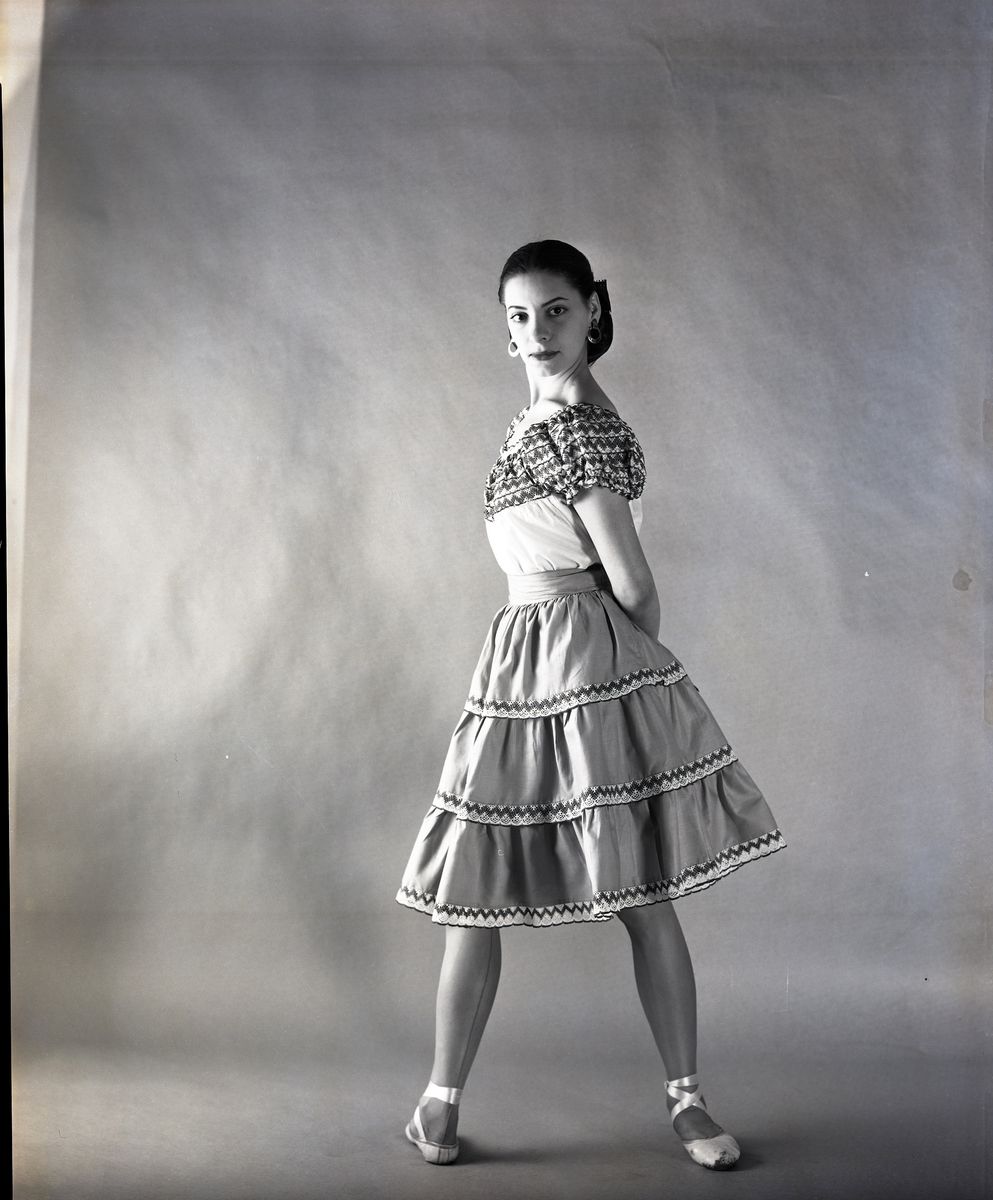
[532,404,646,504]
[483,403,646,520]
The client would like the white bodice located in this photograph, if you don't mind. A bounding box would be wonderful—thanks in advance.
[486,493,644,576]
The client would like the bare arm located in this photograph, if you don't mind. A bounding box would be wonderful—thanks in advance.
[572,485,660,639]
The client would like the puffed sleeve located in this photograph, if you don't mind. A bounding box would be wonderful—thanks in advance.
[522,405,646,503]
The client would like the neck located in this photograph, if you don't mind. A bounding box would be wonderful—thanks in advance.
[527,357,604,407]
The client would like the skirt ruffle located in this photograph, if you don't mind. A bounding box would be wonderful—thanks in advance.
[396,587,785,928]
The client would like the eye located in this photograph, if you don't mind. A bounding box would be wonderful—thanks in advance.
[548,305,567,317]
[508,312,527,324]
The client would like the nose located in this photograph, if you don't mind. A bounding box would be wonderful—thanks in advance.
[531,315,550,343]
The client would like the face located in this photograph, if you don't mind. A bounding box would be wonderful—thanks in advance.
[502,271,599,377]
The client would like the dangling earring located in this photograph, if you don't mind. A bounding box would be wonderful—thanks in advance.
[508,339,520,357]
[587,321,602,346]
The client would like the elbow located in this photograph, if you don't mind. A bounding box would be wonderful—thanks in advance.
[611,578,660,639]
[608,570,657,614]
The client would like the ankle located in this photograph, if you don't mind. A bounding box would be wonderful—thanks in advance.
[666,1074,727,1141]
[417,1096,459,1146]
[665,1072,701,1114]
[423,1081,463,1106]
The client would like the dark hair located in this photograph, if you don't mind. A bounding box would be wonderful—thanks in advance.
[497,240,613,365]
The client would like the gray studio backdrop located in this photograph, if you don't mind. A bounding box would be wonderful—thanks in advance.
[12,0,992,1194]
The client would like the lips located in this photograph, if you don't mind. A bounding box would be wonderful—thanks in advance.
[531,351,558,360]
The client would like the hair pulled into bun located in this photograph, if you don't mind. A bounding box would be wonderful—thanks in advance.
[498,240,614,365]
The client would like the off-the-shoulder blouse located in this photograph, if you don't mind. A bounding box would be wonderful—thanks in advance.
[483,402,646,578]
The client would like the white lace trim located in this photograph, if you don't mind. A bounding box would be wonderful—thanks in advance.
[395,830,787,927]
[433,744,739,826]
[464,662,686,718]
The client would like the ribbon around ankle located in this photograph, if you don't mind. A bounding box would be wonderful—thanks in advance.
[666,1074,707,1121]
[424,1082,463,1105]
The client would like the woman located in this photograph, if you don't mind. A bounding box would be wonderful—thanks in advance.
[396,240,786,1170]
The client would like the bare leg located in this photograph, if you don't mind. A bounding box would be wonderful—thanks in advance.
[617,902,724,1141]
[416,925,502,1144]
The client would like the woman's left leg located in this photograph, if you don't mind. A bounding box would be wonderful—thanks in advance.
[616,901,726,1142]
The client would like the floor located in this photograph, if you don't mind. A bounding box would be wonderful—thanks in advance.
[13,1043,990,1200]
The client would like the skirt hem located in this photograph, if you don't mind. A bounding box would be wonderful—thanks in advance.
[395,829,786,928]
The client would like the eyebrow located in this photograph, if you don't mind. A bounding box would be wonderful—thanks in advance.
[506,296,569,310]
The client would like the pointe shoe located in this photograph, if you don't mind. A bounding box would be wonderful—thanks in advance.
[666,1073,741,1170]
[405,1081,462,1165]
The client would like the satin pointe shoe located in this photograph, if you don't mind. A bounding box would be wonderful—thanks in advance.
[666,1073,741,1170]
[405,1082,462,1165]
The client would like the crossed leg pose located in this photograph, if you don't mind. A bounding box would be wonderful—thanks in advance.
[406,904,740,1170]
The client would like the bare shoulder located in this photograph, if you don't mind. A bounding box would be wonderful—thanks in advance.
[579,397,622,420]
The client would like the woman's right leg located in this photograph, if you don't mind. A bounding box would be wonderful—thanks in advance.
[417,925,502,1144]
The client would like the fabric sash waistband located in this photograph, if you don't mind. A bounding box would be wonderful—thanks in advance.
[506,564,610,603]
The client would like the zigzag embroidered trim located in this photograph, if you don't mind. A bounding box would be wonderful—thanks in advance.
[483,404,646,521]
[483,476,552,520]
[433,744,739,826]
[395,830,788,927]
[464,663,686,718]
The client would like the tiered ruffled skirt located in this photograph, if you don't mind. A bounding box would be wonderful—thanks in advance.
[396,567,785,927]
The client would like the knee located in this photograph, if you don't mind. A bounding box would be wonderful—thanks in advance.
[617,901,681,943]
[446,925,501,956]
